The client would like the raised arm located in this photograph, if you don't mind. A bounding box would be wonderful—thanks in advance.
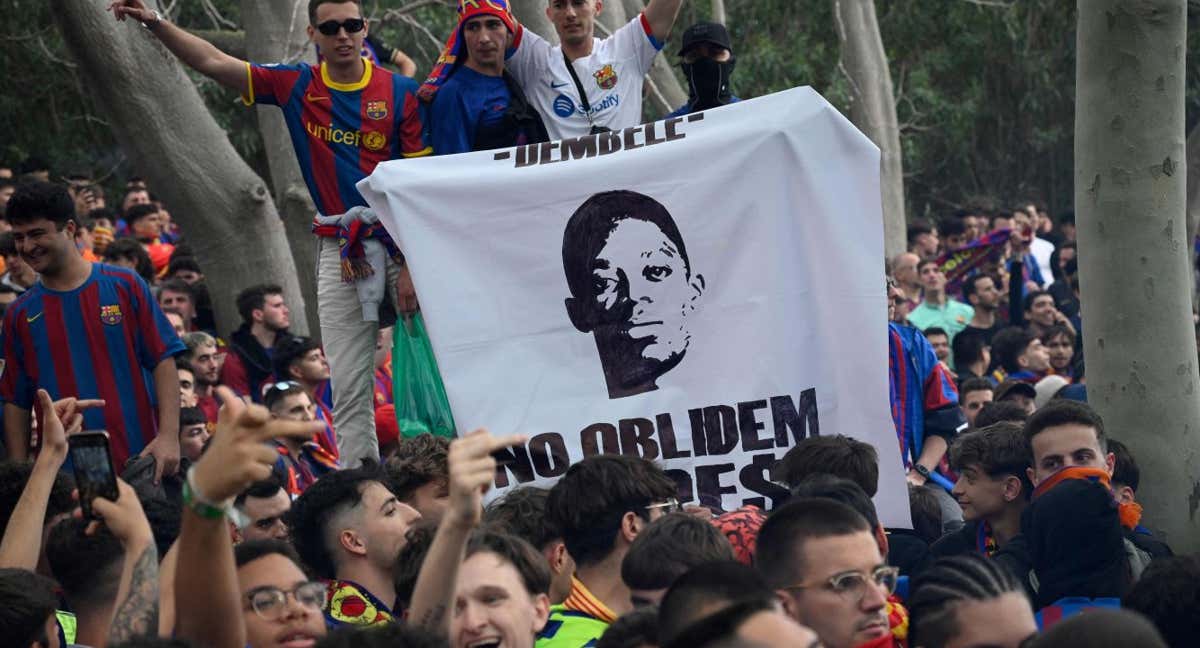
[642,0,686,43]
[143,356,182,483]
[109,0,249,95]
[91,478,159,646]
[4,404,30,461]
[408,429,525,633]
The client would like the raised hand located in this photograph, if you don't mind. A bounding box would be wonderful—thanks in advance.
[191,397,324,503]
[446,429,526,528]
[108,0,155,23]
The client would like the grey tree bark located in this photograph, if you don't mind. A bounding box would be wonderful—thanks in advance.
[510,0,559,44]
[1076,0,1200,551]
[53,0,308,339]
[832,0,906,259]
[623,0,688,116]
[242,0,319,337]
[710,0,726,25]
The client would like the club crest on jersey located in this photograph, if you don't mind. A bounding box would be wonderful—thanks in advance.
[593,64,617,90]
[100,304,123,325]
[363,131,388,151]
[366,100,388,120]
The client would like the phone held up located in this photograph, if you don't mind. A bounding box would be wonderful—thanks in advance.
[68,431,120,519]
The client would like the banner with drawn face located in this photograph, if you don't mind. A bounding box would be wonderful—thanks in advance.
[361,87,911,527]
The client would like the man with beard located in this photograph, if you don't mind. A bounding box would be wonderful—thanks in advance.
[223,284,294,402]
[182,331,224,424]
[667,21,739,118]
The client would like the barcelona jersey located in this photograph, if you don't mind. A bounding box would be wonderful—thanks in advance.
[0,264,185,468]
[242,58,431,219]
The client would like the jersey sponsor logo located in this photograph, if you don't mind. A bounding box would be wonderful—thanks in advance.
[586,93,619,115]
[100,304,123,325]
[363,131,388,151]
[553,93,576,118]
[306,121,373,147]
[593,64,617,90]
[365,100,388,120]
[305,92,330,102]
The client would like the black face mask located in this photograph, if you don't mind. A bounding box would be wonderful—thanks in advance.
[682,55,736,110]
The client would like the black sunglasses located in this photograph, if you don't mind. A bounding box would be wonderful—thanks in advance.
[315,18,365,36]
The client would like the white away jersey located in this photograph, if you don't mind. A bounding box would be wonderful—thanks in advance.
[507,15,661,140]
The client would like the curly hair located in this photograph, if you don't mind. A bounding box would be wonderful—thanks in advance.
[384,434,450,502]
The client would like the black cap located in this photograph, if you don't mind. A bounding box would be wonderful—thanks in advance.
[677,21,732,57]
[995,379,1037,402]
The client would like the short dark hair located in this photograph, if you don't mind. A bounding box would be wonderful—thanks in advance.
[307,0,362,24]
[907,220,934,246]
[125,202,160,226]
[264,381,308,412]
[621,513,735,591]
[597,607,658,648]
[235,473,287,508]
[273,336,321,382]
[104,237,155,283]
[952,330,988,372]
[1022,290,1052,313]
[1040,323,1076,349]
[771,435,880,496]
[46,518,124,608]
[0,232,14,256]
[961,273,997,303]
[393,522,438,612]
[789,475,880,530]
[917,257,940,274]
[973,401,1029,428]
[939,218,966,238]
[384,434,450,503]
[465,528,552,596]
[237,283,284,324]
[990,326,1035,374]
[923,326,948,341]
[0,568,59,648]
[314,621,446,648]
[0,460,75,534]
[109,637,197,648]
[1107,439,1139,493]
[484,486,562,550]
[179,406,207,428]
[1124,555,1200,648]
[658,561,775,646]
[158,278,195,303]
[958,376,994,399]
[234,538,305,570]
[289,463,392,578]
[545,455,677,567]
[907,554,1025,648]
[908,484,943,545]
[86,206,117,226]
[754,497,872,588]
[949,423,1033,497]
[5,180,75,228]
[1024,399,1106,453]
[167,255,203,278]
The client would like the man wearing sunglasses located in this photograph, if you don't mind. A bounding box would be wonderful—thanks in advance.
[111,0,432,472]
[756,497,903,648]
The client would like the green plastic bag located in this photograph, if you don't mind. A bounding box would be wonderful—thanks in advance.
[391,313,456,438]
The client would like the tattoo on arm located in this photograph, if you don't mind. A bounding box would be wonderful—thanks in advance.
[416,603,448,629]
[108,544,161,644]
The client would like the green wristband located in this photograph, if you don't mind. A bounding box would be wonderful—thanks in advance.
[183,472,227,520]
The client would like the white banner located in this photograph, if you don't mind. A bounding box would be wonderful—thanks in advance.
[361,87,910,527]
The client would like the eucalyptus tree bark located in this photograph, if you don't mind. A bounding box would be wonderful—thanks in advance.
[510,0,559,43]
[623,0,688,116]
[710,0,726,25]
[53,0,308,338]
[1076,0,1200,551]
[242,0,319,337]
[832,0,906,259]
[1186,123,1200,303]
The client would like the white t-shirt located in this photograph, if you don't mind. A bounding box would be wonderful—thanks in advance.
[508,15,661,140]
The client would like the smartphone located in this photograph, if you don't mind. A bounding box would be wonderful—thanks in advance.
[68,431,119,519]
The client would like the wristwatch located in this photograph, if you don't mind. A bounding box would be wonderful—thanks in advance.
[912,463,932,480]
[143,10,162,30]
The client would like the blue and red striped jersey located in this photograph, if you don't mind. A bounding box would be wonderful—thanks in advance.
[888,322,963,466]
[242,59,431,218]
[0,264,185,467]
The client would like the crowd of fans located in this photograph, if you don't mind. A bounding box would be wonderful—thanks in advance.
[0,0,1195,647]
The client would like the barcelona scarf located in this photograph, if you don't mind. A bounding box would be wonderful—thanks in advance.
[311,219,402,282]
[975,521,999,557]
[417,0,519,103]
[1033,466,1143,530]
[935,229,1011,297]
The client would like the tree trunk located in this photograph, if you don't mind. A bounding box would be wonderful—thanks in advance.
[623,0,688,117]
[832,0,906,259]
[1076,0,1200,551]
[53,0,308,339]
[711,0,726,25]
[1186,123,1200,304]
[242,0,319,337]
[510,0,560,44]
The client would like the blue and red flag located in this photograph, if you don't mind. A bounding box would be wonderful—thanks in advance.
[936,229,1011,297]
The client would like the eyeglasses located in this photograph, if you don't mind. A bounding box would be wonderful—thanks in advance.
[245,582,327,620]
[644,498,681,514]
[315,18,365,36]
[262,381,302,397]
[784,566,899,602]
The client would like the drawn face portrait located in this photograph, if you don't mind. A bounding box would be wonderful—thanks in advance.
[563,190,704,399]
